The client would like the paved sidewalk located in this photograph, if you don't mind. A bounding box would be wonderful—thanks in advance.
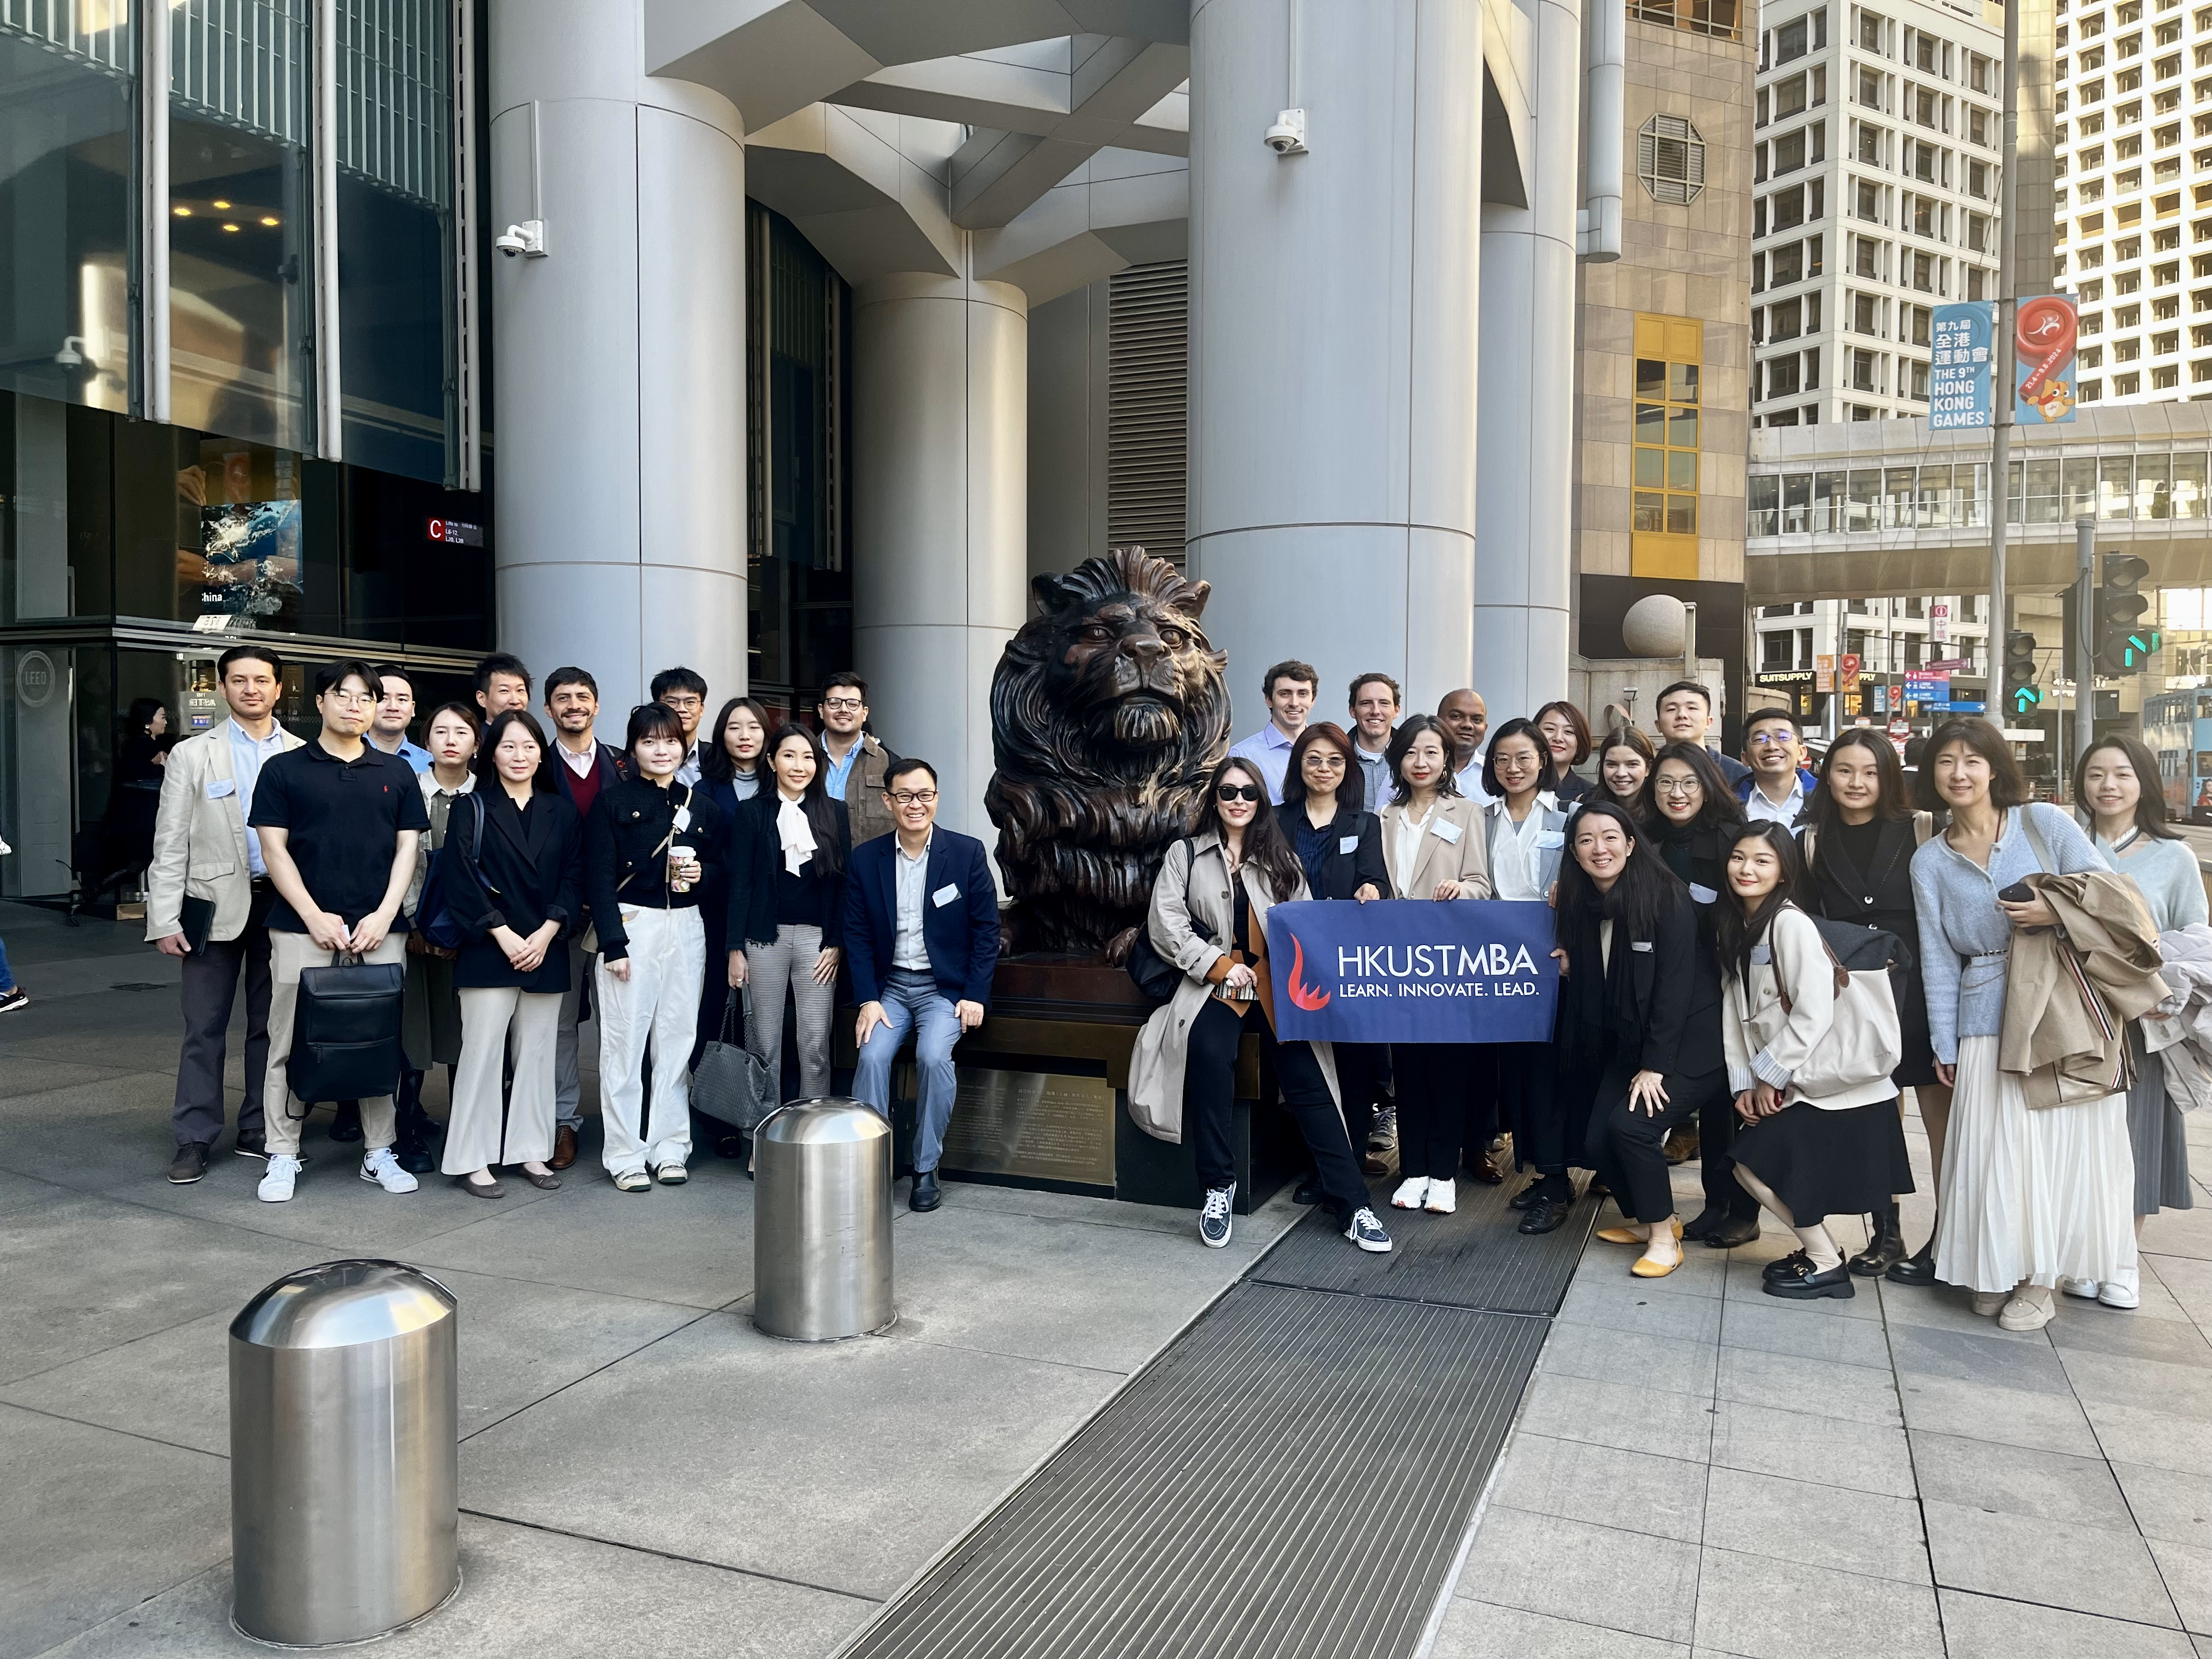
[1427,1096,2212,1658]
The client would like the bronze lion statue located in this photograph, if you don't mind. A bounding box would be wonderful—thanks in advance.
[986,548,1231,960]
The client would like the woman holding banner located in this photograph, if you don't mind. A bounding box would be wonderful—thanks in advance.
[1558,802,1720,1275]
[1128,756,1394,1255]
[1375,716,1492,1214]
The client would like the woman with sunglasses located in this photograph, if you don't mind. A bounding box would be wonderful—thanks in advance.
[1534,700,1594,805]
[1593,726,1657,828]
[1647,741,1764,1248]
[1376,715,1493,1214]
[1129,758,1393,1254]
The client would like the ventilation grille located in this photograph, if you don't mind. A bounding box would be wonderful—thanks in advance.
[1108,260,1188,569]
[1638,113,1707,205]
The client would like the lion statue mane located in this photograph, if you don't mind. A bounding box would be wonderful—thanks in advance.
[985,547,1232,960]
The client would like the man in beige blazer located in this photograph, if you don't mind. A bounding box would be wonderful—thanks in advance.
[148,645,301,1184]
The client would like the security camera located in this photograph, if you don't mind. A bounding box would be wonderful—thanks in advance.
[495,219,547,258]
[1263,108,1308,156]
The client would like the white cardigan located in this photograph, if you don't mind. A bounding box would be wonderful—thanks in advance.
[1722,905,1897,1110]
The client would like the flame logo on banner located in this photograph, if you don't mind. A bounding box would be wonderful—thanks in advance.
[1287,935,1331,1011]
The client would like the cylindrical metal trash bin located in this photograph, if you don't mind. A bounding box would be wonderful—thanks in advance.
[229,1260,459,1646]
[754,1098,896,1340]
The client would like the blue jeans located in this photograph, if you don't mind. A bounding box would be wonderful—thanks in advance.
[0,928,13,991]
[853,968,963,1174]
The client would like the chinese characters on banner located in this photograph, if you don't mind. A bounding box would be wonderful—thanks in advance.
[2015,294,2080,424]
[1929,301,1995,429]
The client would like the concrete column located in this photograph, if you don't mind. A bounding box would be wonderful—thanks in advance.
[487,0,747,708]
[1186,0,1483,721]
[851,273,1029,846]
[1476,0,1582,715]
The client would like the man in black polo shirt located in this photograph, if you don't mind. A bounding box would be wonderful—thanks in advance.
[247,659,432,1203]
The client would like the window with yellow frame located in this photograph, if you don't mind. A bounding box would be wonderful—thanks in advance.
[1632,313,1703,579]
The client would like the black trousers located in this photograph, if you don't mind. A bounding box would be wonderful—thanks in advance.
[1583,1060,1731,1223]
[1186,998,1368,1222]
[170,893,274,1148]
[1497,1041,1568,1175]
[1697,1092,1765,1219]
[1393,1042,1475,1182]
[1334,1041,1384,1150]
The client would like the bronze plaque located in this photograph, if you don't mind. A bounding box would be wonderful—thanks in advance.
[939,1069,1118,1188]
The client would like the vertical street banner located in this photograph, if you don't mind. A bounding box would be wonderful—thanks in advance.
[2015,294,2080,424]
[1265,899,1560,1043]
[1929,301,1995,430]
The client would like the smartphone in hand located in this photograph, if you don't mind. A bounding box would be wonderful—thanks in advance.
[1998,881,2033,903]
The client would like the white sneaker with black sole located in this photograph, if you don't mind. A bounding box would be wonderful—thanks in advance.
[359,1147,419,1194]
[0,986,27,1014]
[1345,1207,1393,1252]
[1199,1183,1235,1248]
[257,1155,302,1203]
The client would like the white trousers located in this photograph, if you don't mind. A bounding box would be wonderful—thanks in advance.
[594,905,702,1175]
[444,986,561,1175]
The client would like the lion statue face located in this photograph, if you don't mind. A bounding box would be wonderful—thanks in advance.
[1030,568,1226,770]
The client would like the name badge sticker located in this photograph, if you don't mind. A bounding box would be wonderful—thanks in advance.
[1631,939,1654,953]
[1751,943,1774,965]
[672,805,692,833]
[1432,820,1464,844]
[206,779,236,799]
[1338,836,1360,855]
[1534,829,1565,849]
[932,884,961,908]
[1689,882,1719,905]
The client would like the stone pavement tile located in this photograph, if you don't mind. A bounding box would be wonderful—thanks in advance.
[2152,1536,2212,1635]
[1534,1320,1720,1399]
[1922,1498,2180,1627]
[2052,1302,2212,1365]
[2115,1462,2212,1547]
[36,1513,874,1659]
[0,1071,213,1194]
[0,1002,202,1075]
[1938,1589,2199,1658]
[455,1310,1120,1601]
[1715,1300,1894,1369]
[1491,1434,1708,1544]
[1709,1398,1917,1498]
[1910,1430,2136,1527]
[1714,1345,1901,1427]
[1431,1598,1689,1658]
[883,1200,1279,1373]
[2145,1206,2212,1263]
[1556,1277,1726,1345]
[2088,1399,2212,1478]
[0,1403,229,1659]
[2061,1348,2212,1421]
[1886,1321,2075,1395]
[942,1180,1303,1244]
[1455,1508,1700,1646]
[1895,1371,2105,1456]
[0,1192,323,1386]
[0,1167,61,1217]
[1690,1546,1944,1659]
[1514,1369,1720,1463]
[1700,1465,1929,1584]
[0,1266,707,1456]
[2152,1253,2212,1327]
[2108,1258,2199,1325]
[0,1054,136,1099]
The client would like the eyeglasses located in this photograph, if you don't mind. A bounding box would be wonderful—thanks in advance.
[888,789,938,806]
[1304,753,1345,769]
[324,690,375,706]
[1216,783,1265,803]
[1654,777,1701,796]
[1747,730,1797,747]
[821,697,865,712]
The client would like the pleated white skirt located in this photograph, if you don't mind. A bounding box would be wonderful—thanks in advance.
[1933,1035,2136,1293]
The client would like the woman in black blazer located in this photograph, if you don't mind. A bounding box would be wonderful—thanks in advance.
[1553,803,1728,1277]
[1281,723,1390,1192]
[435,710,583,1197]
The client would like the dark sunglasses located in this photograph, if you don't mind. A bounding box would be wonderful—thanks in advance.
[1216,783,1265,803]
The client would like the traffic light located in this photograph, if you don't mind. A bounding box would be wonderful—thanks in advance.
[2095,554,2159,675]
[2005,630,2041,716]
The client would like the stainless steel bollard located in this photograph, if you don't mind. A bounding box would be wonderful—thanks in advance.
[754,1098,896,1340]
[229,1261,459,1646]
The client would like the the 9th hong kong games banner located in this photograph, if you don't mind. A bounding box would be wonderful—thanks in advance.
[1265,900,1559,1044]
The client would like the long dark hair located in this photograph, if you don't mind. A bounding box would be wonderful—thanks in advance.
[1283,721,1363,812]
[1915,715,2026,812]
[1481,717,1548,803]
[1714,820,1805,988]
[2075,733,2179,842]
[764,721,844,876]
[1385,714,1460,799]
[1554,800,1684,951]
[1595,726,1657,826]
[700,696,771,786]
[1650,741,1748,835]
[1197,756,1305,901]
[473,708,558,794]
[1806,727,1911,836]
[1534,699,1592,769]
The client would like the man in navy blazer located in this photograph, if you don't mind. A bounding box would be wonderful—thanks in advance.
[845,757,1000,1212]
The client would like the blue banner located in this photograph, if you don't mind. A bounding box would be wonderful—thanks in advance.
[1929,301,1994,430]
[1265,899,1560,1044]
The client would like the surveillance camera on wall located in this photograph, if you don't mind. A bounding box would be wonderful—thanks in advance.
[495,219,548,258]
[1264,109,1308,156]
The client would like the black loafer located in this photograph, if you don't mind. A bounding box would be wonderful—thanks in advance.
[233,1130,268,1161]
[1702,1215,1763,1249]
[1762,1249,1812,1283]
[1680,1206,1729,1242]
[910,1170,942,1212]
[1292,1177,1322,1205]
[1509,1179,1548,1211]
[1765,1260,1856,1300]
[1886,1239,1938,1285]
[167,1142,212,1184]
[1517,1197,1572,1234]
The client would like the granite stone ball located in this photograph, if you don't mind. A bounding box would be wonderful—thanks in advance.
[1622,592,1688,657]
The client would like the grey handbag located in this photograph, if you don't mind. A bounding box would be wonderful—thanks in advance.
[691,987,775,1131]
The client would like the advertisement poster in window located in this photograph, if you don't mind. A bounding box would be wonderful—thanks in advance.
[200,501,303,629]
[1929,301,1994,430]
[2015,294,2079,424]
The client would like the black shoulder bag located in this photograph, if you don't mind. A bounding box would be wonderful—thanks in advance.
[1127,838,1211,1005]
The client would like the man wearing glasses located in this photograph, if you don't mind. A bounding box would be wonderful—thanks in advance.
[651,666,710,785]
[817,671,898,846]
[845,758,1000,1212]
[1737,707,1815,826]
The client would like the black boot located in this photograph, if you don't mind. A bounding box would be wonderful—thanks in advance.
[1886,1232,1938,1285]
[328,1099,364,1143]
[1848,1204,1907,1277]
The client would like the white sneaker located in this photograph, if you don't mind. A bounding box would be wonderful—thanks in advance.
[2058,1276,2100,1300]
[1198,1183,1234,1248]
[257,1154,302,1203]
[359,1147,419,1194]
[1424,1176,1458,1215]
[1390,1176,1430,1210]
[2100,1267,2141,1310]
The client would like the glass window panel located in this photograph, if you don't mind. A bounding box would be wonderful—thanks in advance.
[1884,466,1918,527]
[1636,401,1667,435]
[2024,457,2063,522]
[1749,473,1779,511]
[1667,495,1699,534]
[2137,451,2171,516]
[1637,359,1666,398]
[1813,469,1847,531]
[1965,462,1989,527]
[1668,408,1700,447]
[2174,452,2208,516]
[1668,362,1701,402]
[1635,447,1666,486]
[1667,449,1698,489]
[1847,468,1880,531]
[2062,455,2100,517]
[1633,490,1667,532]
[2099,453,2136,516]
[0,5,137,413]
[1918,464,1953,526]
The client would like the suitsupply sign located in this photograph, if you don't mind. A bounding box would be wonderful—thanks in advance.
[1265,900,1560,1043]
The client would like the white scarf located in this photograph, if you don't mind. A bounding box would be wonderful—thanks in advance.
[777,795,817,876]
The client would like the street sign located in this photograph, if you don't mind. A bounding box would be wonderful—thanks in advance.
[1904,672,1951,702]
[1932,699,1987,712]
[1930,602,1950,645]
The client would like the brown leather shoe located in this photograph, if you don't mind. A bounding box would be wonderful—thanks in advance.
[549,1125,578,1171]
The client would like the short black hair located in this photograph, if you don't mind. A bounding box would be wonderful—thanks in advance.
[474,652,532,696]
[650,665,708,701]
[884,756,938,790]
[217,644,284,681]
[624,701,687,751]
[544,666,597,701]
[314,658,382,700]
[373,663,413,695]
[1744,706,1800,737]
[821,670,868,701]
[1656,679,1711,711]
